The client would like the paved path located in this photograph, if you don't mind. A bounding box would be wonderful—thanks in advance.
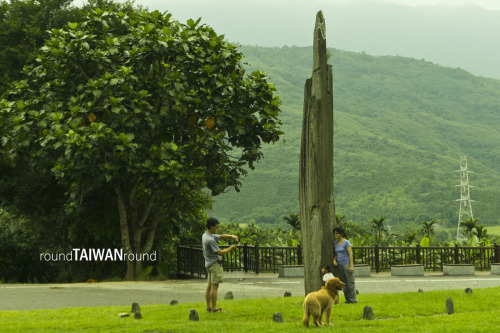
[1,271,500,311]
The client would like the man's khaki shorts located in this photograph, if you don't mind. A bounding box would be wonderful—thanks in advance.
[207,262,224,284]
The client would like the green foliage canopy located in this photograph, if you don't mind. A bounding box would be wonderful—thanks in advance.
[0,7,282,279]
[0,0,82,95]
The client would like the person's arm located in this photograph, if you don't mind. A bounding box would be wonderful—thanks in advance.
[219,234,239,243]
[347,246,354,273]
[333,253,338,266]
[216,244,237,255]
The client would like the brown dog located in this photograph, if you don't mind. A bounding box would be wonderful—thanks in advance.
[302,277,344,327]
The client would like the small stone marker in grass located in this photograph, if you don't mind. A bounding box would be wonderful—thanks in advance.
[363,306,374,320]
[273,312,283,322]
[131,302,140,313]
[446,297,454,314]
[189,309,199,321]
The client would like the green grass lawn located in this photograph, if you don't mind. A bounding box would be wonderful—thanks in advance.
[1,287,499,332]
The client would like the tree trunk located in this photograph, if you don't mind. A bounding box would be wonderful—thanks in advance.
[115,182,179,281]
[299,11,335,295]
[115,182,153,280]
[125,258,143,281]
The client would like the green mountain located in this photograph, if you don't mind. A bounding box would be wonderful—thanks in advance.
[210,46,500,232]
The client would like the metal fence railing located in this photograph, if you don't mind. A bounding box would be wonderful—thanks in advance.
[177,243,500,278]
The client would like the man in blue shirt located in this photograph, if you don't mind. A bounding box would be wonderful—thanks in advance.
[202,217,239,312]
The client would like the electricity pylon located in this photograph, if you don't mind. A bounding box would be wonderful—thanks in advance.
[455,156,474,239]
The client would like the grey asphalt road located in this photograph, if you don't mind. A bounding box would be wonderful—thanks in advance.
[1,271,500,311]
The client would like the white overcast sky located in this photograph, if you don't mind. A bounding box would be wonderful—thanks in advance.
[73,0,500,11]
[136,0,500,11]
[375,0,500,9]
[358,0,499,9]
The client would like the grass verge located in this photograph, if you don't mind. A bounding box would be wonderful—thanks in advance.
[1,287,499,332]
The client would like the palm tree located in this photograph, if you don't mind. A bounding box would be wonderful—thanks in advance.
[403,231,418,245]
[475,224,488,240]
[283,213,300,234]
[459,217,480,239]
[420,220,438,245]
[370,216,388,245]
[335,213,346,226]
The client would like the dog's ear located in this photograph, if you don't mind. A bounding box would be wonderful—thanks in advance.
[326,278,337,290]
[337,280,345,289]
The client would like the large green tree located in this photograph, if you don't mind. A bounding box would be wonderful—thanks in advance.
[0,0,83,96]
[0,0,163,283]
[0,7,282,279]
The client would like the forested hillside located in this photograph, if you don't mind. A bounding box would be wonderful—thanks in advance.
[211,46,500,232]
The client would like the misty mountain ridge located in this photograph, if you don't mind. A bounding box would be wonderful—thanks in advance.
[167,1,500,80]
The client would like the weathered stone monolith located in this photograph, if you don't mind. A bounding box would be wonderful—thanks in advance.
[299,10,335,295]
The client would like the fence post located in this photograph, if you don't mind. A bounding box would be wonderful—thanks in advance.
[255,243,260,275]
[177,246,181,276]
[454,244,459,264]
[189,245,194,276]
[230,245,234,272]
[298,245,302,265]
[375,245,380,273]
[495,243,500,264]
[243,243,248,272]
[416,244,421,264]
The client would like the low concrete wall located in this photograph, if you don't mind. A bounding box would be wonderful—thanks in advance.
[279,264,372,278]
[391,264,424,276]
[443,264,475,276]
[492,263,500,275]
[354,264,371,277]
[278,265,304,278]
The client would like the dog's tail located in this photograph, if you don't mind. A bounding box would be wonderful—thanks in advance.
[302,302,309,327]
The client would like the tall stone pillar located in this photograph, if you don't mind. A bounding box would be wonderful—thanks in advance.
[299,10,335,295]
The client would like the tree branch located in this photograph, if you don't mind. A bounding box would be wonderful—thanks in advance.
[140,188,180,254]
[128,175,143,230]
[137,188,157,232]
[114,184,132,253]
